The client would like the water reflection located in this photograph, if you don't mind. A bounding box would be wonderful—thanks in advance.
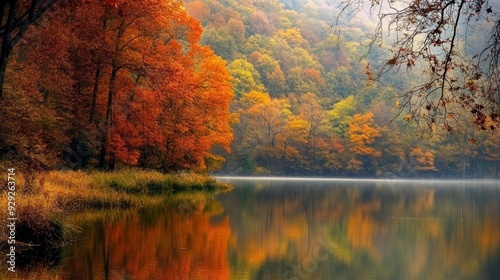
[62,194,231,280]
[217,179,500,280]
[3,179,499,280]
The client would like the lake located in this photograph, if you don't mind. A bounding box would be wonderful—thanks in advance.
[6,178,500,279]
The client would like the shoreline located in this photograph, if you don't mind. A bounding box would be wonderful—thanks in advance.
[0,169,232,251]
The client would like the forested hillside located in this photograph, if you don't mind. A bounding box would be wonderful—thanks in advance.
[185,0,500,177]
[1,0,498,178]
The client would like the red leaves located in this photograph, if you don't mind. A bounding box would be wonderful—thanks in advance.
[466,79,478,92]
[386,58,398,65]
[6,0,234,171]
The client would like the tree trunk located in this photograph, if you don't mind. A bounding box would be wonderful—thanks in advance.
[0,0,17,99]
[89,65,101,124]
[98,67,118,168]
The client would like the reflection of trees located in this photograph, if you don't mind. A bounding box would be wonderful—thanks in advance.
[347,198,380,251]
[9,181,500,280]
[220,180,500,279]
[221,180,349,278]
[57,194,231,280]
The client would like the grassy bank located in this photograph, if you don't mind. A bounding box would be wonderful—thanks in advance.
[0,169,231,251]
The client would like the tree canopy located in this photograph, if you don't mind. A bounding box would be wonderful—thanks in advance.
[0,0,233,172]
[2,0,499,177]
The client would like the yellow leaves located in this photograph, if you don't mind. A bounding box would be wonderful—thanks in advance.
[288,117,309,131]
[348,113,382,157]
[287,116,309,144]
[328,95,357,135]
[240,90,271,108]
[227,59,264,97]
[329,96,357,119]
[276,28,308,48]
[249,98,291,125]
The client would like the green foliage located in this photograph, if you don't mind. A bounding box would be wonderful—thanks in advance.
[201,27,237,60]
[328,96,357,136]
[227,59,265,97]
[244,34,276,56]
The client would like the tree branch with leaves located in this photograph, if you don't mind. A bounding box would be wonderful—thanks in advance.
[335,0,499,131]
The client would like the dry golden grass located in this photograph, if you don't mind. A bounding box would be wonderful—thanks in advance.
[0,169,231,247]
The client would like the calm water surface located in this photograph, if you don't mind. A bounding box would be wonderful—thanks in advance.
[6,178,500,279]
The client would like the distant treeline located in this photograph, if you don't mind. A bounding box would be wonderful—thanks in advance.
[185,0,500,178]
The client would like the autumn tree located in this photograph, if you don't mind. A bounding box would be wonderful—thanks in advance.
[410,147,437,173]
[224,90,271,174]
[483,131,500,177]
[233,91,292,174]
[348,113,382,174]
[292,92,332,171]
[185,0,210,25]
[336,0,500,131]
[227,59,264,97]
[151,45,234,171]
[0,1,75,175]
[0,0,234,172]
[248,9,275,36]
[371,101,406,176]
[0,0,57,98]
[201,27,237,60]
[266,65,286,97]
[328,95,357,137]
[248,97,291,173]
[248,52,279,91]
[59,0,234,170]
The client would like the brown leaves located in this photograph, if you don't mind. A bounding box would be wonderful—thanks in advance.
[365,63,374,81]
[387,58,398,65]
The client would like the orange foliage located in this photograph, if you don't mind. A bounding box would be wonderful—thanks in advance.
[410,147,437,171]
[186,0,211,20]
[13,0,234,171]
[348,113,382,157]
[152,45,233,170]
